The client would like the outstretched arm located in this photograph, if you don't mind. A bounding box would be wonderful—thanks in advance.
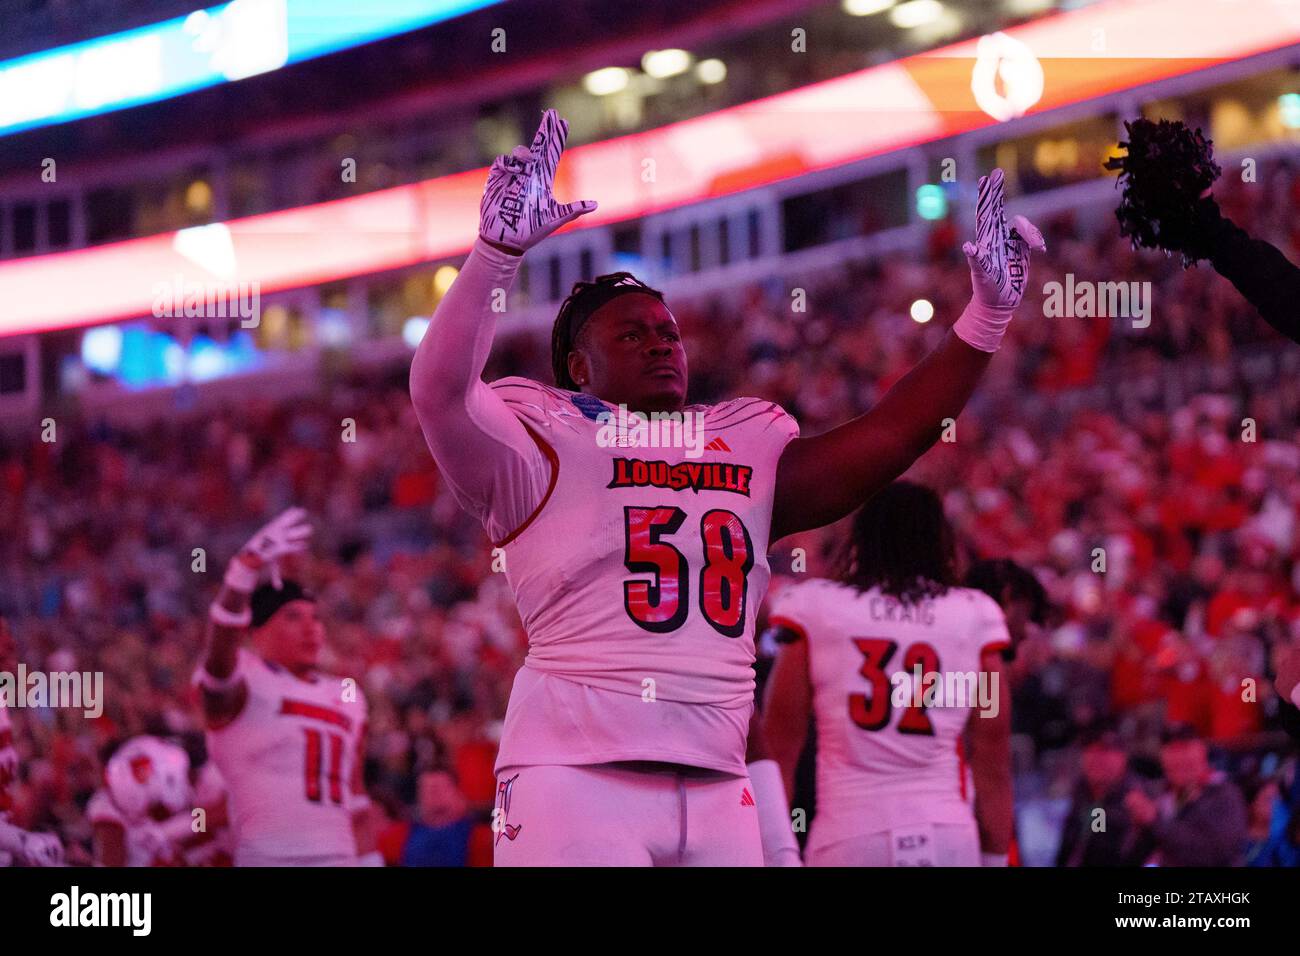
[409,109,596,543]
[772,170,1044,542]
[1202,197,1300,345]
[198,508,313,727]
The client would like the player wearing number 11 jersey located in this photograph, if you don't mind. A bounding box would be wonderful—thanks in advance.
[195,510,375,867]
[410,109,1043,865]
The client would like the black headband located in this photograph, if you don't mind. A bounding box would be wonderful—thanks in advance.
[568,276,664,341]
[250,579,316,629]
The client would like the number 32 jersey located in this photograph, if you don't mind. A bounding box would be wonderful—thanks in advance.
[489,378,799,776]
[768,579,1010,840]
[199,649,367,864]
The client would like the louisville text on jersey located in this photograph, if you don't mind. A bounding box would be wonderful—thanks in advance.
[607,457,753,496]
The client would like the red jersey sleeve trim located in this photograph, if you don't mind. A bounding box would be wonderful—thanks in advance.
[767,614,809,643]
[493,421,559,549]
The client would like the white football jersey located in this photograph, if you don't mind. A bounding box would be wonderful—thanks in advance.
[87,788,183,867]
[198,649,367,865]
[767,578,1010,845]
[485,378,799,775]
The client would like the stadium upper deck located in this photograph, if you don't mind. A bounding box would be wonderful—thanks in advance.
[0,0,1083,256]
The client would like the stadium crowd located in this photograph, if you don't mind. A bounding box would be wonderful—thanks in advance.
[0,160,1297,866]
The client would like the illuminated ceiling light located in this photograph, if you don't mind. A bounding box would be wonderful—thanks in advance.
[185,179,213,213]
[910,299,934,323]
[433,265,459,296]
[1002,0,1054,14]
[915,183,947,220]
[173,222,236,280]
[1280,93,1300,129]
[695,58,727,84]
[82,325,123,372]
[402,316,431,348]
[642,49,692,79]
[890,0,943,28]
[583,67,631,96]
[842,0,896,16]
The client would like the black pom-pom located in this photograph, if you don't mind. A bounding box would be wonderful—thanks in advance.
[1104,118,1221,267]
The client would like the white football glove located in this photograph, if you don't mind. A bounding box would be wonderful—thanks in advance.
[234,507,313,591]
[953,168,1046,353]
[962,167,1045,312]
[479,108,598,254]
[20,830,64,867]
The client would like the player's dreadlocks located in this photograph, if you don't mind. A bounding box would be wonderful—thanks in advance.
[965,558,1048,626]
[550,272,666,391]
[837,481,956,605]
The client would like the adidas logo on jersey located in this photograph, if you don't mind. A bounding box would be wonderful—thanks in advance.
[704,437,731,453]
[740,787,755,807]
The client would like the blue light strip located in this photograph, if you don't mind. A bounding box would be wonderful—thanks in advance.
[0,0,506,138]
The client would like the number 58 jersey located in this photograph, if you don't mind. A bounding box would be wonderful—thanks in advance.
[199,649,367,865]
[768,578,1010,840]
[489,378,799,776]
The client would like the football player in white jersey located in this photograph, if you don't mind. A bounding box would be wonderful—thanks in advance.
[89,735,231,866]
[195,509,377,866]
[410,109,1042,865]
[762,482,1013,866]
[0,617,64,867]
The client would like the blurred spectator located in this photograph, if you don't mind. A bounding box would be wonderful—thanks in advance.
[1056,726,1146,867]
[1124,724,1248,866]
[379,769,491,867]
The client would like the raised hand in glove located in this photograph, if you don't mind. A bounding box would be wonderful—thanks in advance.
[954,168,1046,353]
[479,108,598,255]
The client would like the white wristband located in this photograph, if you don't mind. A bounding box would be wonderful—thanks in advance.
[952,297,1015,354]
[195,665,244,693]
[981,852,1009,867]
[1291,684,1300,709]
[209,602,252,629]
[357,850,385,867]
[223,559,259,594]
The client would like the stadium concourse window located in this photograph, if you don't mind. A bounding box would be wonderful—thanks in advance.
[255,303,312,352]
[47,197,71,248]
[1146,68,1300,152]
[229,157,271,219]
[133,170,215,236]
[979,115,1119,196]
[780,169,909,253]
[85,185,134,245]
[11,201,36,254]
[0,353,24,395]
[366,271,440,340]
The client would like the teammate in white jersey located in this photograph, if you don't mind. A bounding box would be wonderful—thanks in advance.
[195,510,377,867]
[89,735,231,867]
[410,109,1043,865]
[762,482,1013,866]
[0,617,63,867]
